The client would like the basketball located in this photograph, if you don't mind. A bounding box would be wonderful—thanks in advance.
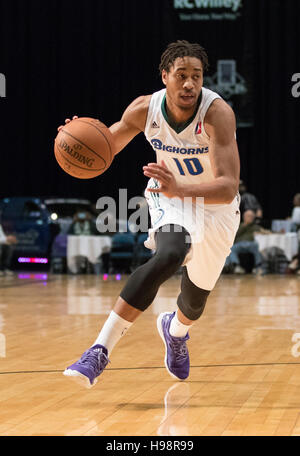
[54,117,115,179]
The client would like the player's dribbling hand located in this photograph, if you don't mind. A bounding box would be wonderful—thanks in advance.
[143,160,182,199]
[57,115,78,132]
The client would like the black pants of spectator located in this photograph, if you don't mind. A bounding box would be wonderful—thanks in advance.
[0,244,14,271]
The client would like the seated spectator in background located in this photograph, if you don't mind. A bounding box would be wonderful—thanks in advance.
[0,224,18,276]
[239,180,263,224]
[287,193,300,273]
[68,209,100,274]
[225,210,266,275]
[68,210,99,236]
[291,193,300,232]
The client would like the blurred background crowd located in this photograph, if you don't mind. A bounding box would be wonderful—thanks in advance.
[1,180,299,278]
[1,1,299,281]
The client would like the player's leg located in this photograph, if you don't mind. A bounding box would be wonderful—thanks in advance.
[157,198,241,381]
[157,267,210,380]
[64,224,191,387]
[94,224,191,347]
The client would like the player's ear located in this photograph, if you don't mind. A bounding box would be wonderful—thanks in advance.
[161,70,168,86]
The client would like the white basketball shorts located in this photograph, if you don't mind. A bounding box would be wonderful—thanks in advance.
[144,178,240,291]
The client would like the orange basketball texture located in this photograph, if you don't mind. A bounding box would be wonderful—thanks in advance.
[54,117,115,179]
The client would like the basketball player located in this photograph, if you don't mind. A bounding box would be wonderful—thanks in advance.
[62,40,240,387]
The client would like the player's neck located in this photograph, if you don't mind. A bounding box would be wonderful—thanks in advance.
[165,93,200,126]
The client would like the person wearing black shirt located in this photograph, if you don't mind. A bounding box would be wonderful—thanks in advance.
[225,209,264,274]
[239,180,263,223]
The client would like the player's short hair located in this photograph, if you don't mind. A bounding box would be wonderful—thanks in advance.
[159,40,209,74]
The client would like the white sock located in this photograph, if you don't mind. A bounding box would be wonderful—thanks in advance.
[92,310,133,356]
[169,311,193,338]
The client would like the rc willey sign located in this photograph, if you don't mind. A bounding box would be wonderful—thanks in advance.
[174,0,243,21]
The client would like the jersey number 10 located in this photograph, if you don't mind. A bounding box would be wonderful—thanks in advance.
[173,157,203,176]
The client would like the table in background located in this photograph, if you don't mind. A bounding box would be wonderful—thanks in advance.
[254,233,298,261]
[67,235,112,273]
[271,219,294,233]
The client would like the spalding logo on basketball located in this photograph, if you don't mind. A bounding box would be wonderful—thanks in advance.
[54,117,115,179]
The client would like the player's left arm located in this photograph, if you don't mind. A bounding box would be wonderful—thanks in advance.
[144,99,240,204]
[195,99,240,203]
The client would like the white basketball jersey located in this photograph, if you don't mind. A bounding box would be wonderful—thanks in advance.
[144,87,222,186]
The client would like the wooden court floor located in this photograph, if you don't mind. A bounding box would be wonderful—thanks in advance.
[0,271,300,436]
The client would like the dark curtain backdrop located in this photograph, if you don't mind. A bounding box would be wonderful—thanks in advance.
[0,0,299,219]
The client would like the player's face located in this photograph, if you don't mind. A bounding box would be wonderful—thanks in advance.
[162,56,203,110]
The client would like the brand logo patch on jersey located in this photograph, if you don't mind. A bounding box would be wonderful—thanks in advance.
[151,121,160,128]
[195,121,202,135]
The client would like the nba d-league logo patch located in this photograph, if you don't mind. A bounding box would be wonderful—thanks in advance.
[195,121,202,135]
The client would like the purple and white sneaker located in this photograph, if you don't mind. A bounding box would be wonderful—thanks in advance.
[157,312,190,381]
[63,344,110,388]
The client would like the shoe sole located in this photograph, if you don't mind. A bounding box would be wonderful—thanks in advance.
[156,312,184,381]
[63,368,97,389]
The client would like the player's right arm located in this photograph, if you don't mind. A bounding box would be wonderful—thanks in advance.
[58,95,150,156]
[108,95,150,155]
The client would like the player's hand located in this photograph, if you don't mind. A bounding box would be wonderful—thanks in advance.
[143,160,182,199]
[57,115,78,132]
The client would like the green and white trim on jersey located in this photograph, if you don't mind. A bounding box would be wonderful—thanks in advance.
[148,178,160,208]
[161,92,202,134]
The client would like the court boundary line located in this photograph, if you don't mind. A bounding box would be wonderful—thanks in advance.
[0,278,58,289]
[1,361,300,375]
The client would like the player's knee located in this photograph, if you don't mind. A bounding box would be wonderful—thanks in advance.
[156,249,185,271]
[177,288,210,321]
[155,225,191,272]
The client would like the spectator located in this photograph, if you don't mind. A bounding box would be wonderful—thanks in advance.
[239,180,263,223]
[0,224,18,276]
[287,193,300,273]
[68,210,99,236]
[291,193,300,231]
[225,210,266,274]
[68,209,100,274]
